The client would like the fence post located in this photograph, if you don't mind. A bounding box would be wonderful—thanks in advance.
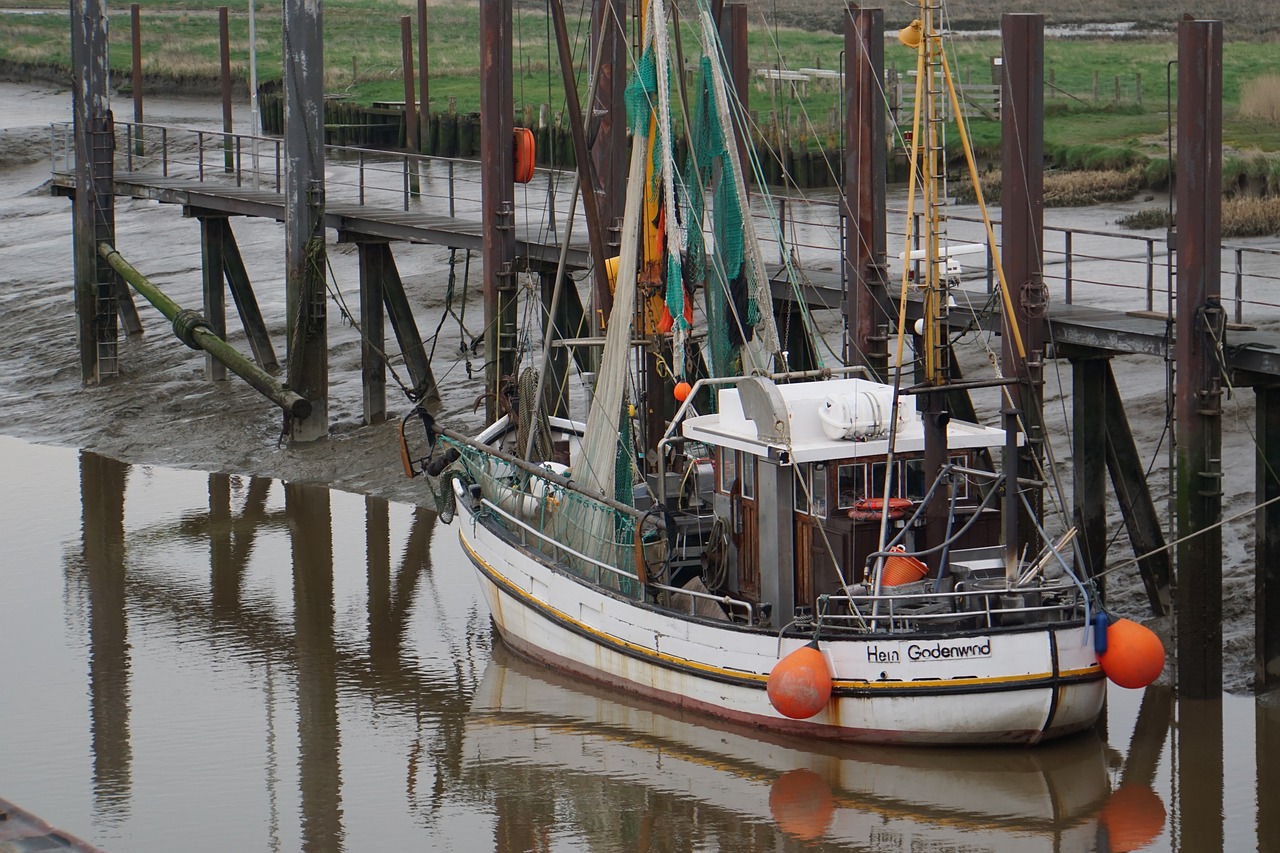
[1137,72,1144,107]
[1064,230,1073,304]
[1152,236,1162,311]
[1235,248,1244,325]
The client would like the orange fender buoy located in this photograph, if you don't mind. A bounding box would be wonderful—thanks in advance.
[769,768,835,841]
[767,642,832,719]
[673,381,692,402]
[513,127,536,184]
[1099,618,1165,689]
[1100,784,1166,851]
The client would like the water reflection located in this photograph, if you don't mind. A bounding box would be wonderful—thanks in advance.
[0,439,1264,851]
[467,646,1159,851]
[80,453,132,827]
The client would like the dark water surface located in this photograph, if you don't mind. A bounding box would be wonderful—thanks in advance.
[1,435,1276,852]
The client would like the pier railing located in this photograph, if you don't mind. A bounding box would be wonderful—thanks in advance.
[52,120,1280,326]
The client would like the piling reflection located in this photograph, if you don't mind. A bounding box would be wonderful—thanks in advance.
[53,447,1280,852]
[79,452,132,827]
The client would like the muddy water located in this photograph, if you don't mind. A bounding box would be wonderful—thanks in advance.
[2,80,1280,851]
[1,434,1277,852]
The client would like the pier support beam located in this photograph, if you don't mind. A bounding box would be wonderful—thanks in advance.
[1001,12,1046,556]
[193,213,279,375]
[283,0,328,441]
[346,237,442,422]
[357,241,388,425]
[481,0,517,424]
[199,215,229,381]
[1071,356,1108,586]
[1257,384,1280,691]
[1104,365,1172,614]
[843,4,888,378]
[1174,19,1224,699]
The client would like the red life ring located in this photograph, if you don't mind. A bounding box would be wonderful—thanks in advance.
[848,497,912,522]
[513,127,536,184]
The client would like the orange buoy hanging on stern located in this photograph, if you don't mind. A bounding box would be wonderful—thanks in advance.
[767,641,832,720]
[513,127,536,184]
[1099,618,1165,689]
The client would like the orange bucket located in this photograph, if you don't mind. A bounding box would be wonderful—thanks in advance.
[881,549,928,586]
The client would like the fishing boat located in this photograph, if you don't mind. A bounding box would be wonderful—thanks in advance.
[403,0,1162,745]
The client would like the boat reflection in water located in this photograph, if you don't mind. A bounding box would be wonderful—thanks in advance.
[465,646,1168,852]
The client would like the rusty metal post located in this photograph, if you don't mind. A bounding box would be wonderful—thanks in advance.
[131,3,143,156]
[1257,384,1280,690]
[283,0,328,440]
[71,0,118,384]
[480,0,516,424]
[219,6,233,173]
[1175,18,1224,699]
[719,4,750,194]
[588,0,625,335]
[417,0,430,149]
[400,16,419,154]
[843,4,887,377]
[1001,12,1045,557]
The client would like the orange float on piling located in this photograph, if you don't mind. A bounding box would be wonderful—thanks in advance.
[767,642,832,719]
[1099,618,1165,689]
[673,381,692,402]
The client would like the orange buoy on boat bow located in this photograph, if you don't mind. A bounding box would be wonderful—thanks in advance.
[767,641,832,719]
[1098,616,1165,689]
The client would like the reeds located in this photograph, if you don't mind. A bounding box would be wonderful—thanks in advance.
[1240,74,1280,122]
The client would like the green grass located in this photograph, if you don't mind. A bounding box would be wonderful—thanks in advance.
[1,0,1277,157]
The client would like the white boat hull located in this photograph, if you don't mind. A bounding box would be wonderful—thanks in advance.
[457,504,1106,746]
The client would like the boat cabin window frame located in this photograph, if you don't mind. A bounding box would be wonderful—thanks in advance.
[718,446,736,494]
[949,453,970,499]
[837,462,868,509]
[794,463,828,518]
[741,452,756,500]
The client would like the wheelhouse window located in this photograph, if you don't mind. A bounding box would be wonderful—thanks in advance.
[794,464,827,518]
[903,458,927,499]
[837,463,867,509]
[949,453,970,499]
[719,447,736,493]
[741,453,756,499]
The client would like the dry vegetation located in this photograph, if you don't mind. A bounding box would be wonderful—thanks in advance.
[954,166,1144,206]
[1119,197,1280,237]
[1241,74,1280,122]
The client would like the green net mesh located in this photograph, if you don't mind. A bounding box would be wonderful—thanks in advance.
[685,56,749,382]
[625,46,658,138]
[433,437,642,599]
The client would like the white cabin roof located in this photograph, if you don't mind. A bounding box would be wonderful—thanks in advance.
[681,376,1008,464]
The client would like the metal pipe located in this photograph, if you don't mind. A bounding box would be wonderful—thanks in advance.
[98,242,311,419]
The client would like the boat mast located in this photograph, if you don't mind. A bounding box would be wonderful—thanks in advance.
[905,2,952,566]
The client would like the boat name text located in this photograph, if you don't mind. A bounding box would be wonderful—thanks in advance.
[866,639,993,664]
